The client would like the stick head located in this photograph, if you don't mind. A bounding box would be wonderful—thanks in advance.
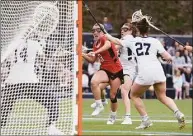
[131,9,152,25]
[33,2,59,39]
[131,9,143,23]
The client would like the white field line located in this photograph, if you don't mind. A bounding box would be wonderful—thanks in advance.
[83,114,193,118]
[83,117,192,135]
[83,117,192,123]
[83,130,192,135]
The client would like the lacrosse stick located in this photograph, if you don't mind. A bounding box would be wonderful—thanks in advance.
[132,9,185,46]
[83,1,107,34]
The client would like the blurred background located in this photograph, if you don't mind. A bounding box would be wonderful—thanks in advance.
[83,1,192,34]
[82,0,192,100]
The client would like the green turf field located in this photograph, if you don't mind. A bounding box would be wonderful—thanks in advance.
[1,98,74,135]
[83,99,192,135]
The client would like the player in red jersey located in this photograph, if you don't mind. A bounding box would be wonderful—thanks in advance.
[82,23,123,124]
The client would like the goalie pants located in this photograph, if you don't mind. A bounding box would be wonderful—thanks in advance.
[1,83,67,127]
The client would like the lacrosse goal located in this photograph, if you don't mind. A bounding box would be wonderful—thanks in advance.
[1,1,81,135]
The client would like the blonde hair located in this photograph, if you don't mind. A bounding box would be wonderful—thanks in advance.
[93,23,105,29]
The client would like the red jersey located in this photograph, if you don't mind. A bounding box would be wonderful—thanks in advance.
[93,36,123,73]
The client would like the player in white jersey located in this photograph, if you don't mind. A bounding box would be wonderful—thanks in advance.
[90,23,137,125]
[104,18,185,129]
[116,23,137,124]
[1,40,64,135]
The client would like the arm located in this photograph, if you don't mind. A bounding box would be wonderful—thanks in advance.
[115,44,121,50]
[160,51,172,62]
[105,33,123,46]
[82,52,96,63]
[94,40,111,54]
[157,40,172,63]
[157,56,167,64]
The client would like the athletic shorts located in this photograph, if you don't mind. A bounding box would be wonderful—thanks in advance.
[135,67,166,85]
[100,69,124,84]
[123,67,137,81]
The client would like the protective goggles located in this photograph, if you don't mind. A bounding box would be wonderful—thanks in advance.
[121,27,131,32]
[92,28,101,33]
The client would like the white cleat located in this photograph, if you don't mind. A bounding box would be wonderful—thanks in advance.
[90,102,97,108]
[48,123,64,135]
[91,100,108,108]
[121,115,132,125]
[91,104,104,116]
[175,111,185,129]
[107,114,116,125]
[135,119,153,129]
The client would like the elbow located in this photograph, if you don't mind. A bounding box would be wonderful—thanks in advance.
[162,51,172,60]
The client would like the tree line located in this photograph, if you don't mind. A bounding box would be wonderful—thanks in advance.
[83,1,192,35]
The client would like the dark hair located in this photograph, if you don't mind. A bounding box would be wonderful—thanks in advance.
[135,18,149,35]
[123,23,138,37]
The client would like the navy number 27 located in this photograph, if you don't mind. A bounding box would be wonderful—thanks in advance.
[135,42,151,56]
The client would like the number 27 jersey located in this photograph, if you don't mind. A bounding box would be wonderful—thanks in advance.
[120,37,166,69]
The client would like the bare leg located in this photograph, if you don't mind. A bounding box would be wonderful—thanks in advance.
[109,78,121,112]
[99,83,109,102]
[121,75,132,115]
[154,82,185,129]
[130,83,150,116]
[90,70,109,116]
[130,82,152,129]
[154,82,179,112]
[91,70,109,101]
[106,77,121,125]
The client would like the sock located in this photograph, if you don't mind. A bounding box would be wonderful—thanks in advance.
[141,114,149,121]
[95,99,102,105]
[125,113,131,117]
[111,111,117,116]
[174,109,179,114]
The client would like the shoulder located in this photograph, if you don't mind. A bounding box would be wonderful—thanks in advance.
[99,35,108,44]
[147,37,163,48]
[122,35,134,40]
[121,35,136,45]
[99,35,107,41]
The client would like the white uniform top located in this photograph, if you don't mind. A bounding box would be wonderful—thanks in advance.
[119,35,136,80]
[5,39,43,84]
[120,36,166,85]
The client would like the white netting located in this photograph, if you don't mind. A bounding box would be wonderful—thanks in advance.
[1,1,77,135]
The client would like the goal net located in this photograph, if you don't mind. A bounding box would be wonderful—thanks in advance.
[1,1,78,135]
